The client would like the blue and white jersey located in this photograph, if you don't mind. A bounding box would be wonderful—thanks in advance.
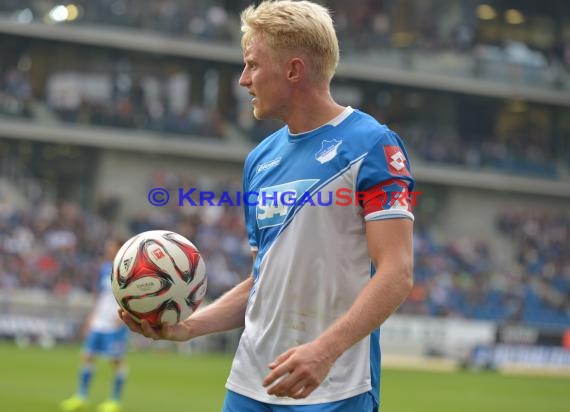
[91,261,125,333]
[226,107,414,405]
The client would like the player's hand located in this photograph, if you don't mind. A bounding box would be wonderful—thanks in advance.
[118,309,159,338]
[118,309,193,342]
[262,341,336,399]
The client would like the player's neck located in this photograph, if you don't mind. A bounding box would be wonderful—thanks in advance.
[285,89,345,135]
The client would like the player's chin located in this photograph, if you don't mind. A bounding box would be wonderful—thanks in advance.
[253,103,274,120]
[252,107,265,120]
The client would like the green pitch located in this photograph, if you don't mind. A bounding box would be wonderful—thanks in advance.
[1,342,568,412]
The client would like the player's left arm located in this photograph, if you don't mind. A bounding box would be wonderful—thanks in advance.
[264,217,413,398]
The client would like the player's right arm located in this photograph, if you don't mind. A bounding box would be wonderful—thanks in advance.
[119,252,256,341]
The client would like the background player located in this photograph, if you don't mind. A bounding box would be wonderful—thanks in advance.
[61,238,128,412]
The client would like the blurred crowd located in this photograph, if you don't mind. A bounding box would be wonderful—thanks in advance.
[0,65,564,179]
[51,85,227,139]
[0,68,32,119]
[1,172,569,328]
[1,0,568,177]
[0,200,108,295]
[400,124,558,177]
[0,66,226,138]
[1,0,569,86]
[402,210,570,327]
[497,209,570,323]
[0,171,251,302]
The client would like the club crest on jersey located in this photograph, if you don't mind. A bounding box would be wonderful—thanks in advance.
[256,179,318,229]
[383,145,410,176]
[315,139,342,164]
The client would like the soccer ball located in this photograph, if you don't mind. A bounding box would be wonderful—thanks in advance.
[111,230,207,326]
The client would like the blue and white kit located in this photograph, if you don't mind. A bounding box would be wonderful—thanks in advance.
[83,261,128,359]
[225,107,415,407]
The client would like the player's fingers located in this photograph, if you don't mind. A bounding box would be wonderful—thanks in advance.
[263,360,294,387]
[264,348,297,386]
[274,375,308,398]
[295,384,317,399]
[266,370,302,397]
[288,380,309,399]
[140,319,161,340]
[117,309,127,323]
[118,309,132,323]
[268,348,295,369]
[118,310,141,331]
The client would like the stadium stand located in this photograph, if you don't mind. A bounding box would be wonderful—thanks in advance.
[0,0,569,362]
[403,213,570,328]
[0,183,250,301]
[1,0,568,91]
[0,46,566,178]
[0,168,568,328]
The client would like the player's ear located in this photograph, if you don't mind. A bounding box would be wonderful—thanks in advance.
[287,57,305,83]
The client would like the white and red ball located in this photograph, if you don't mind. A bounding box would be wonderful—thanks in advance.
[111,230,207,326]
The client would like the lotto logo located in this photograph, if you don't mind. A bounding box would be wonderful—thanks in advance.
[383,146,410,176]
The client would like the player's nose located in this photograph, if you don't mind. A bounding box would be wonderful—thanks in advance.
[239,68,251,87]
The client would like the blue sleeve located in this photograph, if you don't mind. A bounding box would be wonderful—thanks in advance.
[356,130,414,192]
[356,130,415,221]
[242,155,259,251]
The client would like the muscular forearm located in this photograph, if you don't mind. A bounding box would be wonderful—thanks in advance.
[182,275,253,338]
[315,264,413,361]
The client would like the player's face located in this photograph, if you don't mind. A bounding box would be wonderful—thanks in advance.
[239,37,290,120]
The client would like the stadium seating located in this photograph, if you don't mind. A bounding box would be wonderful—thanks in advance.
[0,171,568,328]
[2,0,568,90]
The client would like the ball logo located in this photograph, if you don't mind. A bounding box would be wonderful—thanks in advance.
[120,258,133,279]
[152,248,166,260]
[136,280,157,291]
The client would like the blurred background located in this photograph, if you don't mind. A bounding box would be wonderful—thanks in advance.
[0,0,569,411]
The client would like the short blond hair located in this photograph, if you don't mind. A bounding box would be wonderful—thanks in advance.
[241,0,340,86]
